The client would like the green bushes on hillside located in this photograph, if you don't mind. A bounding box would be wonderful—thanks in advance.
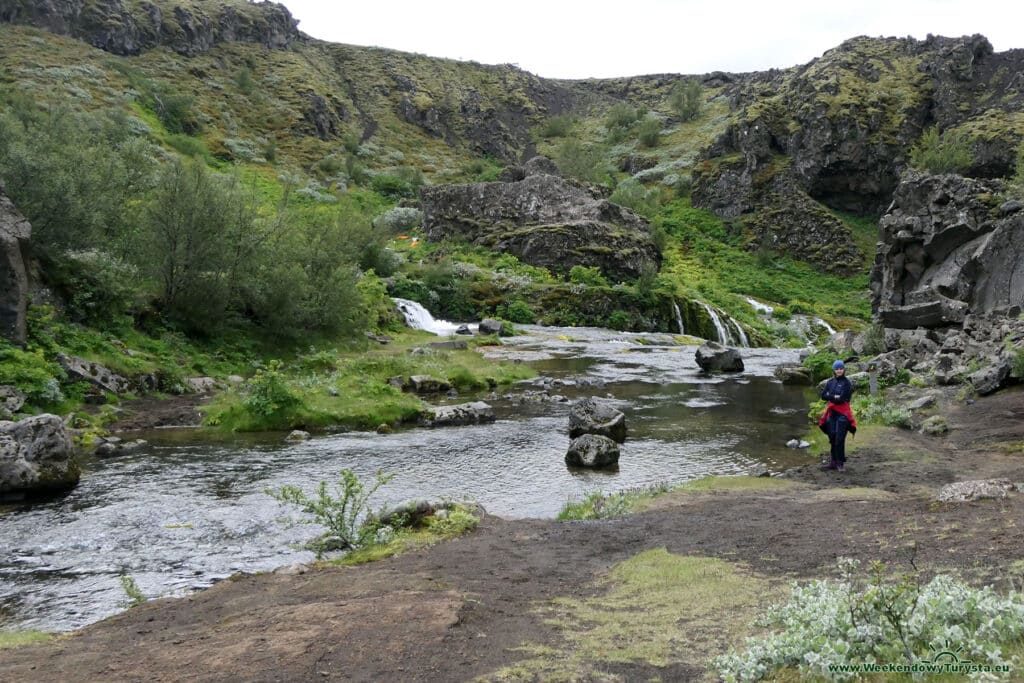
[910,127,974,174]
[668,79,703,122]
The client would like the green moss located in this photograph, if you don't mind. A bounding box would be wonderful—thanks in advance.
[486,551,774,679]
[0,630,51,649]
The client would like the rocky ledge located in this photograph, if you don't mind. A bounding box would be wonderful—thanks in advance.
[420,158,661,282]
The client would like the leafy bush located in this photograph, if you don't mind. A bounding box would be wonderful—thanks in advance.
[554,139,608,184]
[610,178,662,218]
[0,344,64,406]
[715,559,1024,682]
[910,127,974,174]
[605,103,641,130]
[607,309,632,331]
[374,207,423,234]
[668,79,703,121]
[568,265,608,287]
[855,396,912,428]
[369,173,415,199]
[243,360,303,418]
[49,250,140,327]
[539,114,575,138]
[426,507,479,536]
[636,117,662,148]
[501,299,535,324]
[267,469,395,558]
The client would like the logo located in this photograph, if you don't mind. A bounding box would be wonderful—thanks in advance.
[920,640,973,668]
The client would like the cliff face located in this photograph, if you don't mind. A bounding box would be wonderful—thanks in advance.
[0,0,300,56]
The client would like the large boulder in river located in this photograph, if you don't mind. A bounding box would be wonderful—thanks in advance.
[568,397,627,443]
[0,414,79,498]
[695,342,744,372]
[420,168,661,282]
[421,401,495,428]
[0,181,31,347]
[565,434,620,468]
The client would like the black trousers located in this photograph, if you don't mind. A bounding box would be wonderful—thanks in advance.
[828,415,850,463]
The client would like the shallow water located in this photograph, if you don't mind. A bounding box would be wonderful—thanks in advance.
[0,326,814,632]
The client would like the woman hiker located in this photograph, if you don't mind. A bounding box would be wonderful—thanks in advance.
[818,359,856,472]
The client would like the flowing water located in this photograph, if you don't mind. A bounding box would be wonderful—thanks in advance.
[0,325,814,633]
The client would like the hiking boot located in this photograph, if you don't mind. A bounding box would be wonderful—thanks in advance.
[836,463,846,473]
[819,457,837,471]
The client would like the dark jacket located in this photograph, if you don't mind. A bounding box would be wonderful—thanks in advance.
[820,376,853,405]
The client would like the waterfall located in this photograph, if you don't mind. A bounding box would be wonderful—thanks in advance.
[671,300,685,335]
[744,296,774,315]
[698,301,731,344]
[814,317,837,335]
[729,317,749,347]
[392,298,467,336]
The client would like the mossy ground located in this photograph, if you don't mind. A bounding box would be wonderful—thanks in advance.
[488,550,776,682]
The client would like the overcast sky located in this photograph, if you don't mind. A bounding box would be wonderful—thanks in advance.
[279,0,1021,79]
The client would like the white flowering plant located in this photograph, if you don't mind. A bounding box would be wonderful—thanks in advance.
[715,559,1024,681]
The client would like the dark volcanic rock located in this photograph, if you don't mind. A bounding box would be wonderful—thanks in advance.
[568,397,627,443]
[695,342,744,373]
[421,170,661,281]
[565,433,620,468]
[0,182,31,346]
[0,0,301,56]
[870,172,1023,327]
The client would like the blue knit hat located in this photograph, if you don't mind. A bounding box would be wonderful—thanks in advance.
[833,360,845,370]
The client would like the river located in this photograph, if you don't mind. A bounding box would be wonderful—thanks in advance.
[0,325,813,632]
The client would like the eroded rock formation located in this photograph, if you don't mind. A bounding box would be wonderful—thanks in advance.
[0,181,31,347]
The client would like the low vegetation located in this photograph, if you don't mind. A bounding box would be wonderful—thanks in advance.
[716,559,1024,681]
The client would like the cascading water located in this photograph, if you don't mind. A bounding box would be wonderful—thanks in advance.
[699,301,731,344]
[392,298,469,336]
[729,317,749,347]
[814,317,836,336]
[672,300,685,335]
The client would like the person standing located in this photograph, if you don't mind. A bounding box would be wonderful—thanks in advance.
[818,360,856,472]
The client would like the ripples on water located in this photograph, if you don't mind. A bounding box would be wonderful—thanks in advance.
[0,326,813,631]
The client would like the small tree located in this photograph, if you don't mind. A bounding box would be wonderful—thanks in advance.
[267,469,395,558]
[669,79,703,121]
[554,139,607,184]
[636,116,662,148]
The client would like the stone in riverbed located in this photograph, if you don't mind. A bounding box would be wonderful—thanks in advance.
[695,341,744,373]
[565,434,620,468]
[568,397,626,443]
[0,414,79,498]
[421,401,494,428]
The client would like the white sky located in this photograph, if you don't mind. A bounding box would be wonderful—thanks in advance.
[280,0,1022,79]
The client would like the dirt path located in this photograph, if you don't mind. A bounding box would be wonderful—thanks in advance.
[4,389,1024,682]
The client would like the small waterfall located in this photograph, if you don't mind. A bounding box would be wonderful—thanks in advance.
[698,301,731,344]
[744,296,774,315]
[729,317,749,347]
[671,300,685,335]
[392,298,467,336]
[814,317,837,336]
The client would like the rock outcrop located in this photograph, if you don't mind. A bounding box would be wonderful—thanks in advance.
[871,172,1023,328]
[421,164,662,282]
[0,0,301,56]
[0,182,31,347]
[0,414,79,498]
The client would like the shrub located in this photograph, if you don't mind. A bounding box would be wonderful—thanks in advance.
[715,559,1024,682]
[501,299,536,324]
[636,117,662,148]
[607,309,632,331]
[605,103,640,130]
[539,114,575,138]
[668,79,703,121]
[0,343,64,406]
[554,139,608,184]
[266,469,395,558]
[48,249,140,327]
[243,360,303,418]
[369,173,415,199]
[610,178,661,218]
[568,265,608,287]
[910,127,974,174]
[374,207,423,234]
